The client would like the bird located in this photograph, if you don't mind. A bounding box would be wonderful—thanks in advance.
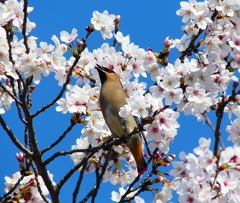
[95,64,148,175]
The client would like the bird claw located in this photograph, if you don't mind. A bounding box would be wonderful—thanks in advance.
[102,143,110,150]
[119,135,128,143]
[102,136,113,150]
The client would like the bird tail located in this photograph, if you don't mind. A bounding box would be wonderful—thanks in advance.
[137,156,148,175]
[130,142,148,175]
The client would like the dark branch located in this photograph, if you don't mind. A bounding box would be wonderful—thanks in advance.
[10,79,28,125]
[41,122,76,155]
[44,148,93,166]
[91,150,111,203]
[57,150,96,191]
[205,114,225,150]
[31,163,51,203]
[0,115,32,156]
[32,26,94,118]
[31,56,79,118]
[119,148,158,203]
[179,10,218,62]
[22,0,30,54]
[0,174,25,202]
[72,161,88,203]
[0,81,22,105]
[214,90,240,156]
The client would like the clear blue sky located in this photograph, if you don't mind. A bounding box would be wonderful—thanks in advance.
[0,1,233,202]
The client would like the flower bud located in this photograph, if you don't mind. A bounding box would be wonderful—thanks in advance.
[164,36,173,48]
[165,155,173,163]
[114,15,121,24]
[16,152,25,163]
[77,39,84,47]
[148,47,153,52]
[233,81,238,89]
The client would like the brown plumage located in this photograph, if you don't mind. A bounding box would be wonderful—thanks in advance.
[96,65,148,175]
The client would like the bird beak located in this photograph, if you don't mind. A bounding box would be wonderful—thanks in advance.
[95,64,108,84]
[95,64,107,72]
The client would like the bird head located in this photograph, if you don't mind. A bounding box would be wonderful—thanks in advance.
[95,65,120,85]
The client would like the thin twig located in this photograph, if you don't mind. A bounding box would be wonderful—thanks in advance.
[213,91,240,156]
[119,147,158,203]
[0,174,25,202]
[57,150,96,191]
[0,79,27,124]
[24,126,29,148]
[31,57,79,118]
[72,161,88,203]
[205,114,225,150]
[134,116,151,156]
[126,149,159,202]
[41,122,76,155]
[0,81,22,105]
[120,177,140,203]
[80,185,95,203]
[45,125,145,166]
[31,163,51,203]
[179,10,218,62]
[16,70,25,95]
[9,79,28,124]
[4,24,14,64]
[91,150,111,203]
[44,149,93,165]
[32,26,94,118]
[204,114,215,132]
[22,0,30,54]
[0,115,32,156]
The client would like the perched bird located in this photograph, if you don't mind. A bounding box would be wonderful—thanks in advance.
[95,64,148,175]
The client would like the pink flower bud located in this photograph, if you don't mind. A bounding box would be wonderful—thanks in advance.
[77,39,84,47]
[164,36,173,48]
[166,156,173,163]
[114,15,121,24]
[233,81,238,89]
[148,47,154,52]
[16,152,25,163]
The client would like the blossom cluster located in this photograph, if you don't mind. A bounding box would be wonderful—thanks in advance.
[170,138,240,203]
[4,170,55,203]
[1,0,240,202]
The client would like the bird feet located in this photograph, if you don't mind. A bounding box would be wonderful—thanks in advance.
[119,135,128,143]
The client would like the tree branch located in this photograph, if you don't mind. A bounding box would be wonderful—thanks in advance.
[0,80,27,124]
[0,115,32,156]
[179,10,218,62]
[22,0,30,54]
[41,121,76,155]
[205,114,225,150]
[119,147,158,203]
[31,56,79,118]
[31,163,51,203]
[72,161,88,203]
[31,26,94,118]
[44,148,92,166]
[0,81,22,105]
[0,174,25,202]
[91,150,111,203]
[57,150,96,191]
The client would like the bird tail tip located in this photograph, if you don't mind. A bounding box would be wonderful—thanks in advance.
[138,165,148,176]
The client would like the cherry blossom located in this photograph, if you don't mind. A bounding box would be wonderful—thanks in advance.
[2,0,240,202]
[91,10,116,40]
[4,171,55,203]
[60,28,78,43]
[171,138,240,202]
[111,187,138,202]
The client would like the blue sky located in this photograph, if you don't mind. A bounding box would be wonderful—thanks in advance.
[0,1,234,203]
